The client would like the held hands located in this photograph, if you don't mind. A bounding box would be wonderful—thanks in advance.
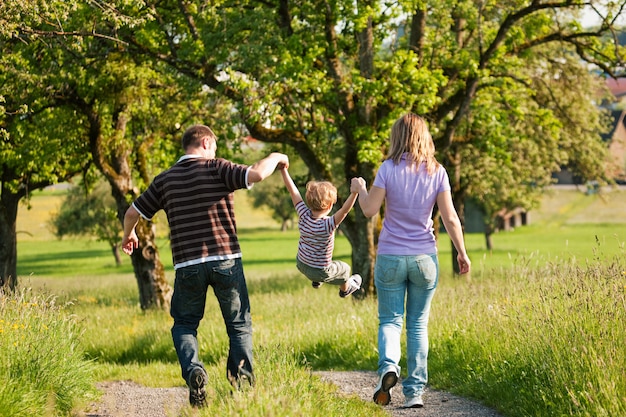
[273,153,289,171]
[350,177,367,194]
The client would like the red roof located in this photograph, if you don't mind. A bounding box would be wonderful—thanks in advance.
[606,77,626,97]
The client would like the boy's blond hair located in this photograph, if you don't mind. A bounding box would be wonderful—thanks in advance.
[305,181,337,211]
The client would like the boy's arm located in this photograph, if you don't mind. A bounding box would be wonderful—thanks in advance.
[332,191,358,225]
[280,167,303,205]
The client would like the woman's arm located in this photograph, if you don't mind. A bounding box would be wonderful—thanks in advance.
[437,190,471,274]
[350,177,385,218]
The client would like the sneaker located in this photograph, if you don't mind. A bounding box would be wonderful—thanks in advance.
[339,274,362,298]
[188,367,208,407]
[373,369,398,405]
[312,281,323,289]
[403,395,424,408]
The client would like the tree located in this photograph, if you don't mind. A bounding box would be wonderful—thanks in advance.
[50,180,124,266]
[6,0,625,296]
[2,0,228,307]
[106,0,624,292]
[0,1,92,289]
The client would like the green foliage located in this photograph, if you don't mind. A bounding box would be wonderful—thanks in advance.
[0,288,96,417]
[49,181,121,253]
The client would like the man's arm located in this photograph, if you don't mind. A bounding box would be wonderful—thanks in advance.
[247,152,289,184]
[121,205,140,255]
[280,167,303,206]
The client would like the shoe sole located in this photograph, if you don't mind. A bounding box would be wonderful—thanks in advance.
[189,368,207,407]
[339,276,362,297]
[373,371,398,405]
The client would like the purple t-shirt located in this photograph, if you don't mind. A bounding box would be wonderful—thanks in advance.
[373,155,451,255]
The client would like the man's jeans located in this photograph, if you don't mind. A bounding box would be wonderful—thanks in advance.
[375,254,439,398]
[170,258,253,386]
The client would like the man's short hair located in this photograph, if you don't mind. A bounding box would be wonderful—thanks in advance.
[182,125,217,150]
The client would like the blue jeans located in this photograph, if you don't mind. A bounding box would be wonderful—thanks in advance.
[375,254,438,398]
[170,258,253,386]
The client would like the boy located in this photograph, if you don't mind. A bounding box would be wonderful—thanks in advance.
[280,166,362,297]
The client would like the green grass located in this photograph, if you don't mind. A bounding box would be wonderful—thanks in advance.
[6,186,626,416]
[0,289,97,417]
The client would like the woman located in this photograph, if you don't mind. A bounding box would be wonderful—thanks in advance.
[351,113,471,409]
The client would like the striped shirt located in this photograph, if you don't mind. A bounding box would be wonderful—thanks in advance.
[295,200,337,268]
[132,155,250,269]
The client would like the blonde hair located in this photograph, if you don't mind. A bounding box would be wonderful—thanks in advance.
[305,181,337,211]
[387,113,439,175]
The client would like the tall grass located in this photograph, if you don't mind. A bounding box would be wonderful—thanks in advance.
[0,288,96,417]
[430,254,626,417]
[13,242,626,416]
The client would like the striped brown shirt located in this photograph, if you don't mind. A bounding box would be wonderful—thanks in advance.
[133,155,249,269]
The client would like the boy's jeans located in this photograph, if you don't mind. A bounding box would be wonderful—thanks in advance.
[375,254,439,398]
[170,258,254,386]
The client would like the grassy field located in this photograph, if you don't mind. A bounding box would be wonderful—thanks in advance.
[5,185,626,416]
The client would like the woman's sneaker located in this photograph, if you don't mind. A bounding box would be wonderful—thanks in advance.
[403,395,424,408]
[373,369,398,405]
[188,367,208,407]
[339,274,362,297]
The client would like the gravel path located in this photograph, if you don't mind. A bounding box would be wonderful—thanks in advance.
[83,372,503,417]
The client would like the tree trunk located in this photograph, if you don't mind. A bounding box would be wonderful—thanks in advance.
[484,223,493,251]
[112,243,122,266]
[83,104,173,311]
[0,187,22,291]
[110,181,172,310]
[131,217,173,310]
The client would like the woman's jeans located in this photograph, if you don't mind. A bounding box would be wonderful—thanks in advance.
[375,254,439,398]
[170,258,254,386]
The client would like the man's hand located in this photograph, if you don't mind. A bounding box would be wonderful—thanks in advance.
[122,231,139,255]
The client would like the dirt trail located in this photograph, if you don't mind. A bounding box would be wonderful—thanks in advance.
[83,371,503,417]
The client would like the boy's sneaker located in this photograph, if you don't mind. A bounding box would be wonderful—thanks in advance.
[339,274,362,298]
[188,367,208,408]
[312,281,323,289]
[373,369,398,406]
[403,395,424,408]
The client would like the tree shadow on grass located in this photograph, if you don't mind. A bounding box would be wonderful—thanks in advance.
[84,332,225,368]
[247,273,303,296]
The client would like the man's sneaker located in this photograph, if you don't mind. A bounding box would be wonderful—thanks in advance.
[339,274,362,298]
[373,369,398,405]
[188,367,208,407]
[312,281,323,289]
[403,395,424,408]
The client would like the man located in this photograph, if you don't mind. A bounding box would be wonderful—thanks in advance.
[121,124,289,407]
